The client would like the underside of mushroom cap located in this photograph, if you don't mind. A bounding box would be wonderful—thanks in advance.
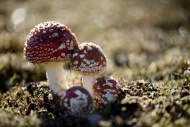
[24,21,79,63]
[71,42,107,75]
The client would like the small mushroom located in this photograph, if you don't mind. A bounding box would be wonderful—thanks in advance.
[93,76,121,108]
[24,21,79,97]
[71,42,107,96]
[60,86,93,115]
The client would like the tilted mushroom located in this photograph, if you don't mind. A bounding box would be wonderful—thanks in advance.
[60,86,93,115]
[93,76,121,108]
[71,42,107,96]
[24,21,79,97]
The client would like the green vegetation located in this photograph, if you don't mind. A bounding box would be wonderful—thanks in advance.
[0,0,190,126]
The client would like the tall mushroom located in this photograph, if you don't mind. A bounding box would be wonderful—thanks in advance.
[71,42,107,96]
[24,21,79,97]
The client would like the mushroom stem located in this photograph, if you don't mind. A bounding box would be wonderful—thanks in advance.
[45,62,67,97]
[82,75,96,97]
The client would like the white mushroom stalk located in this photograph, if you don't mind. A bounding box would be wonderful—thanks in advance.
[45,62,67,97]
[82,75,96,96]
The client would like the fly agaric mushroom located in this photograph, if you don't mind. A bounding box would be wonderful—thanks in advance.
[71,42,107,96]
[60,86,93,115]
[93,76,121,108]
[24,21,78,97]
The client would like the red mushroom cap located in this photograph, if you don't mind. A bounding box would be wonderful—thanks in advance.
[71,42,107,75]
[24,21,78,63]
[60,86,93,115]
[93,76,121,108]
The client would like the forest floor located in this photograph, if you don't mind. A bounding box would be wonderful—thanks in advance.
[0,0,190,127]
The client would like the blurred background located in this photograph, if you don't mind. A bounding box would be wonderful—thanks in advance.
[0,0,190,93]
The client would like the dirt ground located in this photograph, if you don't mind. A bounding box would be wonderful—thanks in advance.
[0,0,190,127]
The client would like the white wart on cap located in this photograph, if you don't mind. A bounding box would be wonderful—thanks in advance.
[60,86,93,115]
[71,42,107,96]
[93,76,121,108]
[24,21,79,96]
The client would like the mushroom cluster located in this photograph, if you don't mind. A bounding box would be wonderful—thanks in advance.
[24,21,122,115]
